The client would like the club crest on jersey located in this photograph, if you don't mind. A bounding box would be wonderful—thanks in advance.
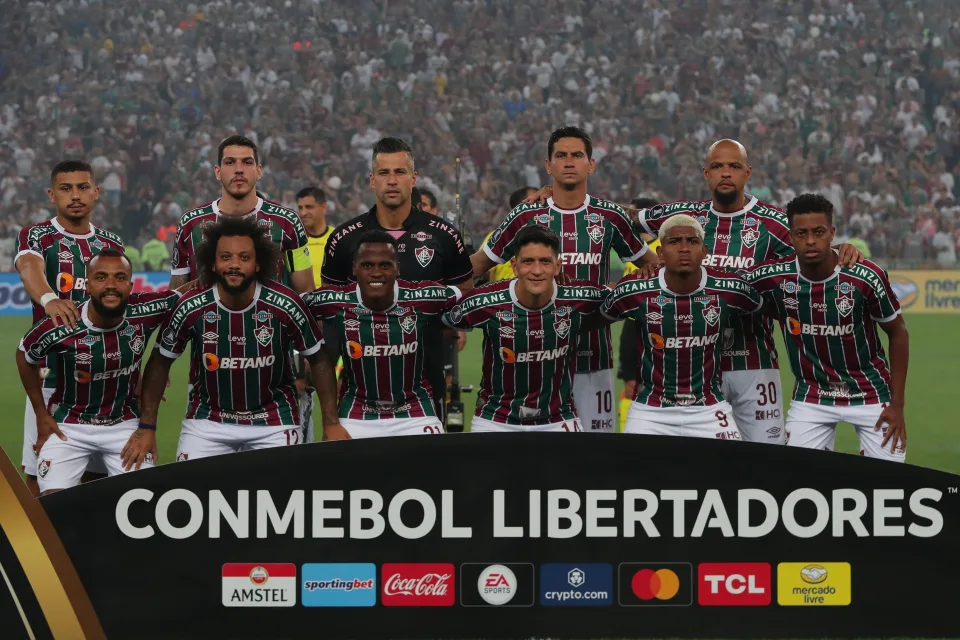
[744,217,759,227]
[410,231,433,242]
[38,459,51,479]
[495,310,517,322]
[836,296,854,317]
[415,245,435,268]
[255,325,274,347]
[499,325,516,338]
[554,319,571,339]
[586,225,604,244]
[252,311,273,323]
[702,305,721,326]
[202,331,218,343]
[741,228,759,248]
[781,281,800,294]
[533,213,554,225]
[130,335,145,354]
[79,335,100,346]
[399,314,417,334]
[344,319,361,330]
[646,311,663,324]
[835,282,857,295]
[584,213,602,224]
[204,311,218,323]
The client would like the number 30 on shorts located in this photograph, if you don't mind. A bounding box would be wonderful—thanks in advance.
[756,382,778,406]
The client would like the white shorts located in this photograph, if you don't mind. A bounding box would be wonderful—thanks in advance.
[572,369,616,432]
[36,420,153,492]
[720,369,785,444]
[300,388,315,443]
[623,401,742,440]
[470,416,584,433]
[175,419,303,461]
[340,416,445,439]
[23,389,107,477]
[785,400,906,462]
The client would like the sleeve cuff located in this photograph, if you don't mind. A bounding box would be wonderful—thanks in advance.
[157,346,182,359]
[19,342,39,365]
[872,309,902,323]
[299,340,324,357]
[637,215,656,237]
[170,267,191,276]
[600,308,618,322]
[445,268,475,285]
[482,244,505,265]
[624,244,649,264]
[14,250,42,267]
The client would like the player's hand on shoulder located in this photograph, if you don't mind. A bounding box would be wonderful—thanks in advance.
[524,185,553,206]
[45,298,80,330]
[121,428,158,471]
[631,262,661,280]
[323,423,352,441]
[837,243,864,268]
[555,271,573,285]
[175,279,200,293]
[34,413,65,454]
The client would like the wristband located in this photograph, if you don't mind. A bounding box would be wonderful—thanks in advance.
[40,293,58,308]
[138,422,157,432]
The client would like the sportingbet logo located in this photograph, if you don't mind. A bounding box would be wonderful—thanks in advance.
[204,354,275,371]
[500,345,569,363]
[381,563,455,607]
[57,273,86,292]
[650,334,719,349]
[697,563,771,606]
[347,341,418,359]
[786,318,854,337]
[301,563,376,607]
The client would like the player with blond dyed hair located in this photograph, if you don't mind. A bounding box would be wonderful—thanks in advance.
[595,214,764,439]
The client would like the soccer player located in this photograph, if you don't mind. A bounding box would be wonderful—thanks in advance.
[418,188,439,215]
[321,137,475,424]
[444,226,608,432]
[745,194,908,460]
[16,249,179,494]
[14,160,124,496]
[303,230,461,438]
[133,217,343,462]
[598,215,763,439]
[481,187,536,283]
[469,127,655,432]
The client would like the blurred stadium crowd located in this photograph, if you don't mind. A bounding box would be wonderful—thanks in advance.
[1,0,960,269]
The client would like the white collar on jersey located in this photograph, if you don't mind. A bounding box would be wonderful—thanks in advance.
[354,282,399,311]
[795,249,842,283]
[545,194,589,214]
[212,197,264,218]
[658,266,708,296]
[509,278,557,312]
[710,194,758,218]
[213,281,262,313]
[51,217,96,239]
[79,301,127,333]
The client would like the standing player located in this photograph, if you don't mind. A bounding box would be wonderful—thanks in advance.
[303,231,461,438]
[321,137,475,424]
[481,187,537,283]
[745,194,908,460]
[16,249,179,494]
[445,226,608,432]
[469,127,655,432]
[14,160,124,496]
[294,185,335,443]
[599,215,762,439]
[132,217,342,463]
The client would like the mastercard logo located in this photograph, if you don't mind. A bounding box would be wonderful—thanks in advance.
[75,370,91,384]
[203,354,220,371]
[631,568,680,601]
[500,347,516,363]
[347,341,364,359]
[58,273,75,293]
[787,317,802,335]
[650,333,665,350]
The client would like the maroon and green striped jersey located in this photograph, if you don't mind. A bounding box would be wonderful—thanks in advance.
[19,291,179,425]
[156,281,324,426]
[482,195,648,374]
[601,267,763,408]
[443,279,608,425]
[637,196,793,372]
[303,280,460,420]
[745,256,901,406]
[14,218,124,389]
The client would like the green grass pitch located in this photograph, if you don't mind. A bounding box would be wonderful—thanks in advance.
[1,315,957,475]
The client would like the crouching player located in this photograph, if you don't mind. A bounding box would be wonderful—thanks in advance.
[15,249,180,494]
[302,231,461,438]
[745,194,908,460]
[443,226,608,432]
[597,215,763,439]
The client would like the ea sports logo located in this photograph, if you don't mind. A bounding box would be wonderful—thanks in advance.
[477,565,516,606]
[204,354,220,371]
[347,341,364,359]
[249,566,269,586]
[631,568,680,601]
[650,333,665,349]
[499,347,516,363]
[787,317,802,335]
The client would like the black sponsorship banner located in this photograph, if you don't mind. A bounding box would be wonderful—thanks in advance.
[19,434,960,638]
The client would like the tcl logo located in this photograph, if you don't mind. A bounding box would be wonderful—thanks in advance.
[57,273,86,292]
[697,563,771,606]
[381,563,455,607]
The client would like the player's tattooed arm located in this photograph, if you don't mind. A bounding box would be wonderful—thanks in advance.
[876,314,909,454]
[307,347,350,441]
[169,274,189,291]
[16,348,65,454]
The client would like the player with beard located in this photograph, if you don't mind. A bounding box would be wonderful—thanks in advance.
[14,160,124,496]
[131,217,342,464]
[746,194,908,460]
[16,249,181,494]
[445,226,608,433]
[303,231,461,438]
[469,127,656,433]
[594,215,763,439]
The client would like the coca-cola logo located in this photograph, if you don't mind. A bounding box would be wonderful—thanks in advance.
[381,563,456,607]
